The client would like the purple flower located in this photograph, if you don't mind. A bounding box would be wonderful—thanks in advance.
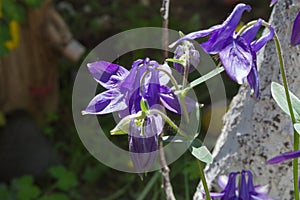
[170,4,274,98]
[204,170,272,199]
[173,41,200,74]
[267,150,300,164]
[270,0,278,7]
[291,11,300,46]
[83,58,186,173]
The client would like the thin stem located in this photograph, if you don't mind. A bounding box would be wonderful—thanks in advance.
[182,67,224,94]
[148,109,191,139]
[239,20,299,199]
[196,160,211,200]
[156,67,180,90]
[159,133,176,200]
[273,32,299,200]
[160,1,175,199]
[161,0,170,60]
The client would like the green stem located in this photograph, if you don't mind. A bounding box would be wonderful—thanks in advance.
[182,67,224,94]
[156,67,180,90]
[239,20,299,199]
[197,160,211,200]
[273,32,299,200]
[148,109,191,139]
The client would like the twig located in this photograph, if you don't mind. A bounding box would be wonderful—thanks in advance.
[161,0,170,60]
[159,133,176,200]
[159,1,176,199]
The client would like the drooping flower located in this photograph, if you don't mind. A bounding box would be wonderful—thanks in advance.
[169,3,274,98]
[267,150,300,164]
[82,58,189,173]
[203,170,272,199]
[291,11,300,46]
[173,40,200,74]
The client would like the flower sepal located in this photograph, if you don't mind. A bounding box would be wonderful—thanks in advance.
[110,111,146,135]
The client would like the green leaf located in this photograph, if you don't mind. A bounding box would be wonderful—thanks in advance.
[271,82,300,120]
[0,184,10,200]
[21,0,44,8]
[40,193,69,200]
[49,166,78,191]
[294,123,300,135]
[11,175,41,200]
[190,145,213,164]
[81,165,105,182]
[3,0,26,22]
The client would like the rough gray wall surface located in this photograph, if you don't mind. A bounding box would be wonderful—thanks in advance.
[194,0,300,199]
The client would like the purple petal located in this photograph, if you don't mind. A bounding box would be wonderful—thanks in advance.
[251,25,275,52]
[219,37,253,84]
[267,150,300,164]
[241,19,262,44]
[207,192,225,198]
[169,24,222,48]
[239,171,250,200]
[245,170,255,193]
[173,43,200,74]
[218,175,229,190]
[247,57,260,99]
[201,3,251,53]
[129,121,158,173]
[159,86,181,113]
[254,185,269,196]
[222,172,239,199]
[158,63,172,85]
[87,61,129,89]
[270,0,278,7]
[143,114,164,137]
[291,11,300,46]
[83,89,127,115]
[170,4,251,54]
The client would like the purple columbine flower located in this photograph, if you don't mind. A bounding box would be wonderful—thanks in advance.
[170,3,274,98]
[291,11,300,46]
[83,58,187,173]
[267,150,300,164]
[173,40,200,74]
[204,170,272,199]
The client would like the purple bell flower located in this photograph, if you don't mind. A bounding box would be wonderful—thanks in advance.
[291,11,300,46]
[203,170,272,199]
[170,3,274,98]
[83,58,188,173]
[173,41,200,74]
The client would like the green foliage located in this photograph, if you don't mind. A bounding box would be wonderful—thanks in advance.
[0,23,11,56]
[0,184,10,200]
[271,82,300,120]
[39,193,69,200]
[190,145,213,164]
[49,166,78,191]
[21,0,45,8]
[2,0,25,22]
[12,176,41,200]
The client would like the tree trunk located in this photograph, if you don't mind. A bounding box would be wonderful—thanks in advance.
[194,1,300,199]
